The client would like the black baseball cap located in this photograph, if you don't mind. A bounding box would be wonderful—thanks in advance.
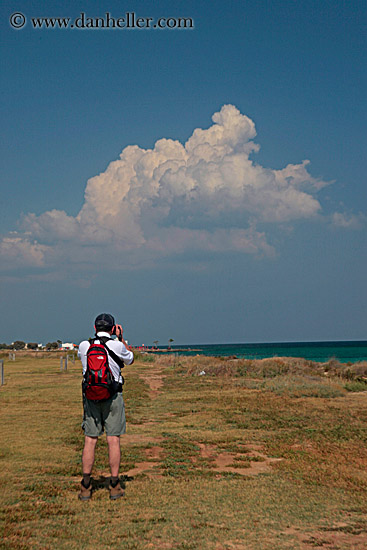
[95,313,115,331]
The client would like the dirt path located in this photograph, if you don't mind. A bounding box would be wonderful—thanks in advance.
[137,364,166,399]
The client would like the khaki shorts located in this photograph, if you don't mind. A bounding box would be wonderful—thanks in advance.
[82,392,126,437]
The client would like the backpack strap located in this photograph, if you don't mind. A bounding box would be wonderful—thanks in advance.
[95,335,125,369]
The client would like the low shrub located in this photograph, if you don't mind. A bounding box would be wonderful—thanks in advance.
[347,361,367,378]
[344,380,367,392]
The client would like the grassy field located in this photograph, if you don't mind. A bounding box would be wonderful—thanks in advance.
[0,352,366,550]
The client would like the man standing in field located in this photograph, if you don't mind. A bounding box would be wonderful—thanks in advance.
[77,313,134,501]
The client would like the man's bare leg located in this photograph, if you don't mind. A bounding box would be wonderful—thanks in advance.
[107,435,124,498]
[106,435,121,477]
[82,436,98,475]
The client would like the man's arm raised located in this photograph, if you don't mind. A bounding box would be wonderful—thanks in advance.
[115,324,134,364]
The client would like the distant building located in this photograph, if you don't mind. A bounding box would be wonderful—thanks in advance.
[60,343,75,350]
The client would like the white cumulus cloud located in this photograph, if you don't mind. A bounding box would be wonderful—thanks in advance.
[0,235,51,268]
[1,104,336,272]
[332,211,366,229]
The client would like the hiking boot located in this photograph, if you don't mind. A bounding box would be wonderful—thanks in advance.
[109,480,124,500]
[78,480,92,501]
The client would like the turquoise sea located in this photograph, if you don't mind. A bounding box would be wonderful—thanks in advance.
[157,341,367,364]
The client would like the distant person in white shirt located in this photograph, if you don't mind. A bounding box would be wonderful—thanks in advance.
[77,313,134,500]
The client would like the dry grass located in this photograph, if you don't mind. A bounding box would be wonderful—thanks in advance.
[0,353,366,549]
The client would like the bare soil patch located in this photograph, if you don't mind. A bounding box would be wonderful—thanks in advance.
[124,446,164,478]
[281,521,367,549]
[124,461,162,478]
[137,365,166,398]
[198,442,283,476]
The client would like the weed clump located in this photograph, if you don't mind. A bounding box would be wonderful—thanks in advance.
[264,375,345,398]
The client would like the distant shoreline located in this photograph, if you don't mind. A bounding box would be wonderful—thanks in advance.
[135,340,367,364]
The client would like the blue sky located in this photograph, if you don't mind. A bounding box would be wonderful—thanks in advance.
[1,0,366,345]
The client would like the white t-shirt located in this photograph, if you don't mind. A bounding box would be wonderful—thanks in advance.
[78,331,134,384]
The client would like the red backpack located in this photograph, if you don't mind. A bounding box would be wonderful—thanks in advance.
[83,338,124,401]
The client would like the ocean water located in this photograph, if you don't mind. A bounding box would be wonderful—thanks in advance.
[157,341,367,364]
